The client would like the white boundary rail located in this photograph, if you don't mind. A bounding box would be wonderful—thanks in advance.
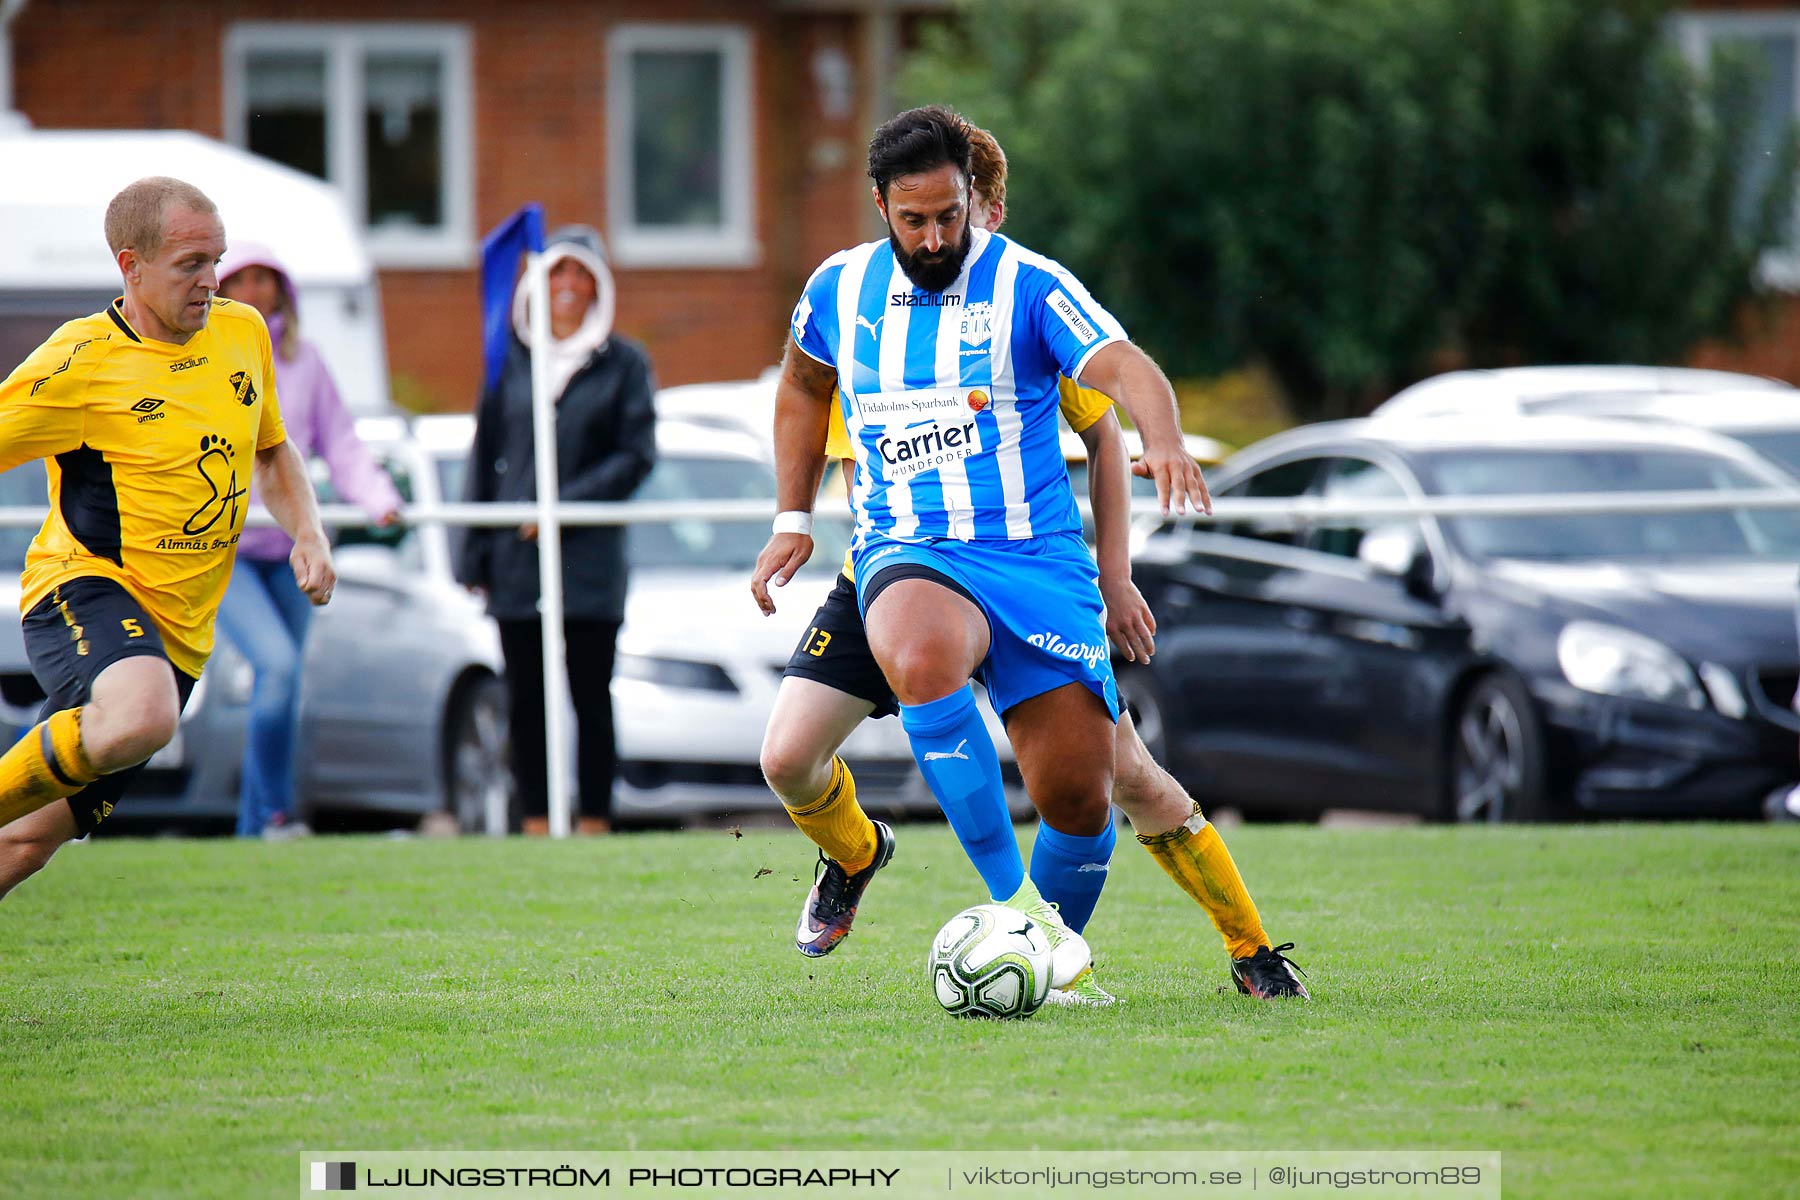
[1,485,1796,834]
[7,487,1800,532]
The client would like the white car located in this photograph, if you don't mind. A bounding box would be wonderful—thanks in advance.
[1371,365,1792,421]
[417,412,1022,826]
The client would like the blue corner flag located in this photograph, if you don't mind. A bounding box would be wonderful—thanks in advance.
[480,203,545,395]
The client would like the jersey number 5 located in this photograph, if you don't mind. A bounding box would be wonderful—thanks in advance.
[121,618,145,638]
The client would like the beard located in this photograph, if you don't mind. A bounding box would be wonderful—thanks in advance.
[889,219,973,293]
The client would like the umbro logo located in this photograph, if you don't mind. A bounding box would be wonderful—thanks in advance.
[133,398,167,425]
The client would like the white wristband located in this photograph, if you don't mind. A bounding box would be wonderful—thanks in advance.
[772,510,814,536]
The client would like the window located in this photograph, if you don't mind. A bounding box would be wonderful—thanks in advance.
[607,24,756,268]
[1308,457,1418,561]
[224,23,474,268]
[1675,11,1800,285]
[315,455,424,573]
[1218,457,1324,546]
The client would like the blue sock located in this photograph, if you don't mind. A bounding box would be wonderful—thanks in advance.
[900,685,1024,900]
[1029,819,1116,934]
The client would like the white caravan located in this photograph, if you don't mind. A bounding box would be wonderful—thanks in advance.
[0,128,391,413]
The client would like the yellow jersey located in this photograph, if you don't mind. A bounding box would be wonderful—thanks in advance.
[0,297,287,675]
[825,377,1112,578]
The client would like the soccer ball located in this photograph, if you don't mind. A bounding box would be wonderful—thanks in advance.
[927,903,1053,1019]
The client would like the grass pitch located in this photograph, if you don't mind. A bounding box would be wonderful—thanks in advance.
[1,822,1796,1199]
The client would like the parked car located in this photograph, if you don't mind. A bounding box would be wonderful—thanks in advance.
[0,435,509,834]
[298,418,509,832]
[417,413,1024,826]
[1124,416,1800,822]
[1386,382,1800,483]
[0,459,254,829]
[1371,365,1792,422]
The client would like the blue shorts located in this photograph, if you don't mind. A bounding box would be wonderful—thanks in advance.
[853,531,1120,722]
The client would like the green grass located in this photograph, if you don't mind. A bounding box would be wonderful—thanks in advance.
[2,824,1797,1199]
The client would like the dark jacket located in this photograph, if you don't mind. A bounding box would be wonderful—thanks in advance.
[456,335,657,621]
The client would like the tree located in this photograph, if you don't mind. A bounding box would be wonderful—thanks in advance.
[902,0,1797,419]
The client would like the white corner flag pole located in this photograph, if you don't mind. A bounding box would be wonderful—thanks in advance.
[524,249,574,839]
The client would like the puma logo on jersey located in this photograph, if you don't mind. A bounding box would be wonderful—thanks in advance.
[923,739,970,762]
[855,315,883,338]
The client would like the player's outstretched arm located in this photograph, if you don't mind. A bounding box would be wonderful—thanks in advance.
[255,439,337,605]
[1078,342,1211,518]
[1078,410,1155,663]
[751,337,836,616]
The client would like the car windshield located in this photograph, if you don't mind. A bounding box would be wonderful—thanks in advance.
[1064,460,1163,502]
[629,453,850,571]
[1730,429,1800,479]
[0,461,47,571]
[1422,448,1800,562]
[436,453,466,510]
[435,451,850,573]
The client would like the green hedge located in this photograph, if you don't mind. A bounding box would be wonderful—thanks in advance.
[902,0,1797,418]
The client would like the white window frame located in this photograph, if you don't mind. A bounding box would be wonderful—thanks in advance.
[1674,10,1800,289]
[223,22,475,269]
[606,23,757,269]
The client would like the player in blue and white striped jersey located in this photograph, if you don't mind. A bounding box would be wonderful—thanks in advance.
[752,106,1210,998]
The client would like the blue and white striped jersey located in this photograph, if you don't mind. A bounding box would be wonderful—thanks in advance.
[790,228,1126,543]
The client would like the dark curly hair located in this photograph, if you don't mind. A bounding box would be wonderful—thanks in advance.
[867,105,973,199]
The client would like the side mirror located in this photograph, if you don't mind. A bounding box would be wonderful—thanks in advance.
[1359,524,1436,599]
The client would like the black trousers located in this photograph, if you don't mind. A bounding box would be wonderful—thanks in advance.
[496,617,622,821]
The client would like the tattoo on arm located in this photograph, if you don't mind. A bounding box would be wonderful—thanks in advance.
[783,337,838,396]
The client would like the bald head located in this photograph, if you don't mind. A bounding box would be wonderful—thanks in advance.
[109,177,226,344]
[105,176,219,259]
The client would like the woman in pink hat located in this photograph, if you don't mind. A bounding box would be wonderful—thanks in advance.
[216,243,402,837]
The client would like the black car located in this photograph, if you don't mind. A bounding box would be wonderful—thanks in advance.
[1123,416,1800,821]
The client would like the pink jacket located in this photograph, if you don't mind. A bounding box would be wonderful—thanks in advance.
[219,244,402,561]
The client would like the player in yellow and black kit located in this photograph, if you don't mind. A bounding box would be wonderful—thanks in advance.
[0,176,335,898]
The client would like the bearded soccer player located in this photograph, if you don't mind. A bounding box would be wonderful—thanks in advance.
[0,176,334,897]
[754,124,1307,1002]
[753,105,1210,998]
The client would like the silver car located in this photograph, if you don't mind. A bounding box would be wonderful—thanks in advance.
[0,437,510,834]
[419,413,1023,826]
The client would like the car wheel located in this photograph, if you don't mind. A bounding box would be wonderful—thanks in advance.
[444,674,513,833]
[1116,664,1168,765]
[1447,673,1551,823]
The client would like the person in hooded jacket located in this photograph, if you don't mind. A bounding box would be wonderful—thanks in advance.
[215,243,404,838]
[457,225,656,835]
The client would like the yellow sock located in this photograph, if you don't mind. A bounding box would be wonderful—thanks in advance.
[783,757,878,874]
[0,708,100,827]
[1137,801,1270,961]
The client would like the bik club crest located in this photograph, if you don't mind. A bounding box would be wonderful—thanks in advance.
[958,301,995,347]
[228,370,258,407]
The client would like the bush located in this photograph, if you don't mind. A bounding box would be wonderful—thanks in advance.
[902,0,1797,419]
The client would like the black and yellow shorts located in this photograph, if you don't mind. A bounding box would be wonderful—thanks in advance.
[21,576,198,835]
[781,572,899,719]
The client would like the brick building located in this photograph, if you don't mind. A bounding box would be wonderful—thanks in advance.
[2,0,937,410]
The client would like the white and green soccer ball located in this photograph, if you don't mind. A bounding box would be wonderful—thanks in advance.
[927,903,1053,1019]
